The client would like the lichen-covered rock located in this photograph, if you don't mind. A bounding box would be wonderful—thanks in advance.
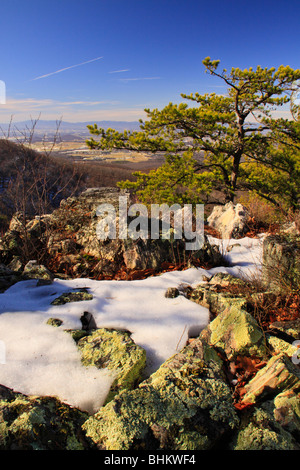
[0,384,94,450]
[23,260,54,281]
[207,272,249,288]
[164,287,180,298]
[82,337,239,450]
[207,303,266,361]
[1,187,225,279]
[231,406,300,450]
[274,387,300,440]
[76,328,147,403]
[267,335,299,358]
[189,272,251,318]
[46,317,63,327]
[50,289,93,305]
[269,318,300,340]
[241,354,300,406]
[122,237,182,271]
[262,234,300,292]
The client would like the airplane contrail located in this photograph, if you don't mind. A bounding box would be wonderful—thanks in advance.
[31,56,104,81]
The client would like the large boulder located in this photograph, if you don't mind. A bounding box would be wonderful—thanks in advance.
[207,202,249,239]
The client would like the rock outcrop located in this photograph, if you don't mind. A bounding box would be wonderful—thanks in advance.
[80,272,300,451]
[0,187,224,282]
[0,271,299,450]
[207,202,249,239]
[0,201,299,450]
[82,335,239,450]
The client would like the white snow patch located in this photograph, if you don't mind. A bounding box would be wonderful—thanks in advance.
[0,235,263,413]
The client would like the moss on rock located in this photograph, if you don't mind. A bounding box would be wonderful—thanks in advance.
[189,273,250,318]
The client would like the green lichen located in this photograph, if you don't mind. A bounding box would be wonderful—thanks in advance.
[190,281,249,318]
[0,388,91,450]
[274,388,300,437]
[82,337,239,450]
[267,335,298,357]
[51,290,93,305]
[67,329,89,343]
[209,304,266,360]
[46,318,63,327]
[242,354,300,406]
[77,328,147,403]
[232,407,299,450]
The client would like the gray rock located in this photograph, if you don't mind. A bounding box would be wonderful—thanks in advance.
[23,260,54,280]
[262,234,300,292]
[164,287,180,298]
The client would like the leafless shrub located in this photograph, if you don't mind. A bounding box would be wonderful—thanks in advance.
[0,117,86,263]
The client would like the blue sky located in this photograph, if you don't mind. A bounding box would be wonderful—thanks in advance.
[0,0,300,123]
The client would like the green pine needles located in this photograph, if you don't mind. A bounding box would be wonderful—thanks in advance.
[86,57,300,211]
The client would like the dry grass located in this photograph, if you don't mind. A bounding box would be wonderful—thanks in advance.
[238,192,285,227]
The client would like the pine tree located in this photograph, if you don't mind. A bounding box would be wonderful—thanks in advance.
[86,58,300,210]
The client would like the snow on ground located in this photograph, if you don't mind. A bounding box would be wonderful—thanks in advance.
[0,235,264,414]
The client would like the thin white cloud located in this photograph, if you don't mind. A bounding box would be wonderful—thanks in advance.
[30,56,104,81]
[119,77,161,82]
[109,69,130,74]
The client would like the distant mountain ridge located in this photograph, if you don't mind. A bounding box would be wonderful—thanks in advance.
[0,120,141,142]
[0,119,141,132]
